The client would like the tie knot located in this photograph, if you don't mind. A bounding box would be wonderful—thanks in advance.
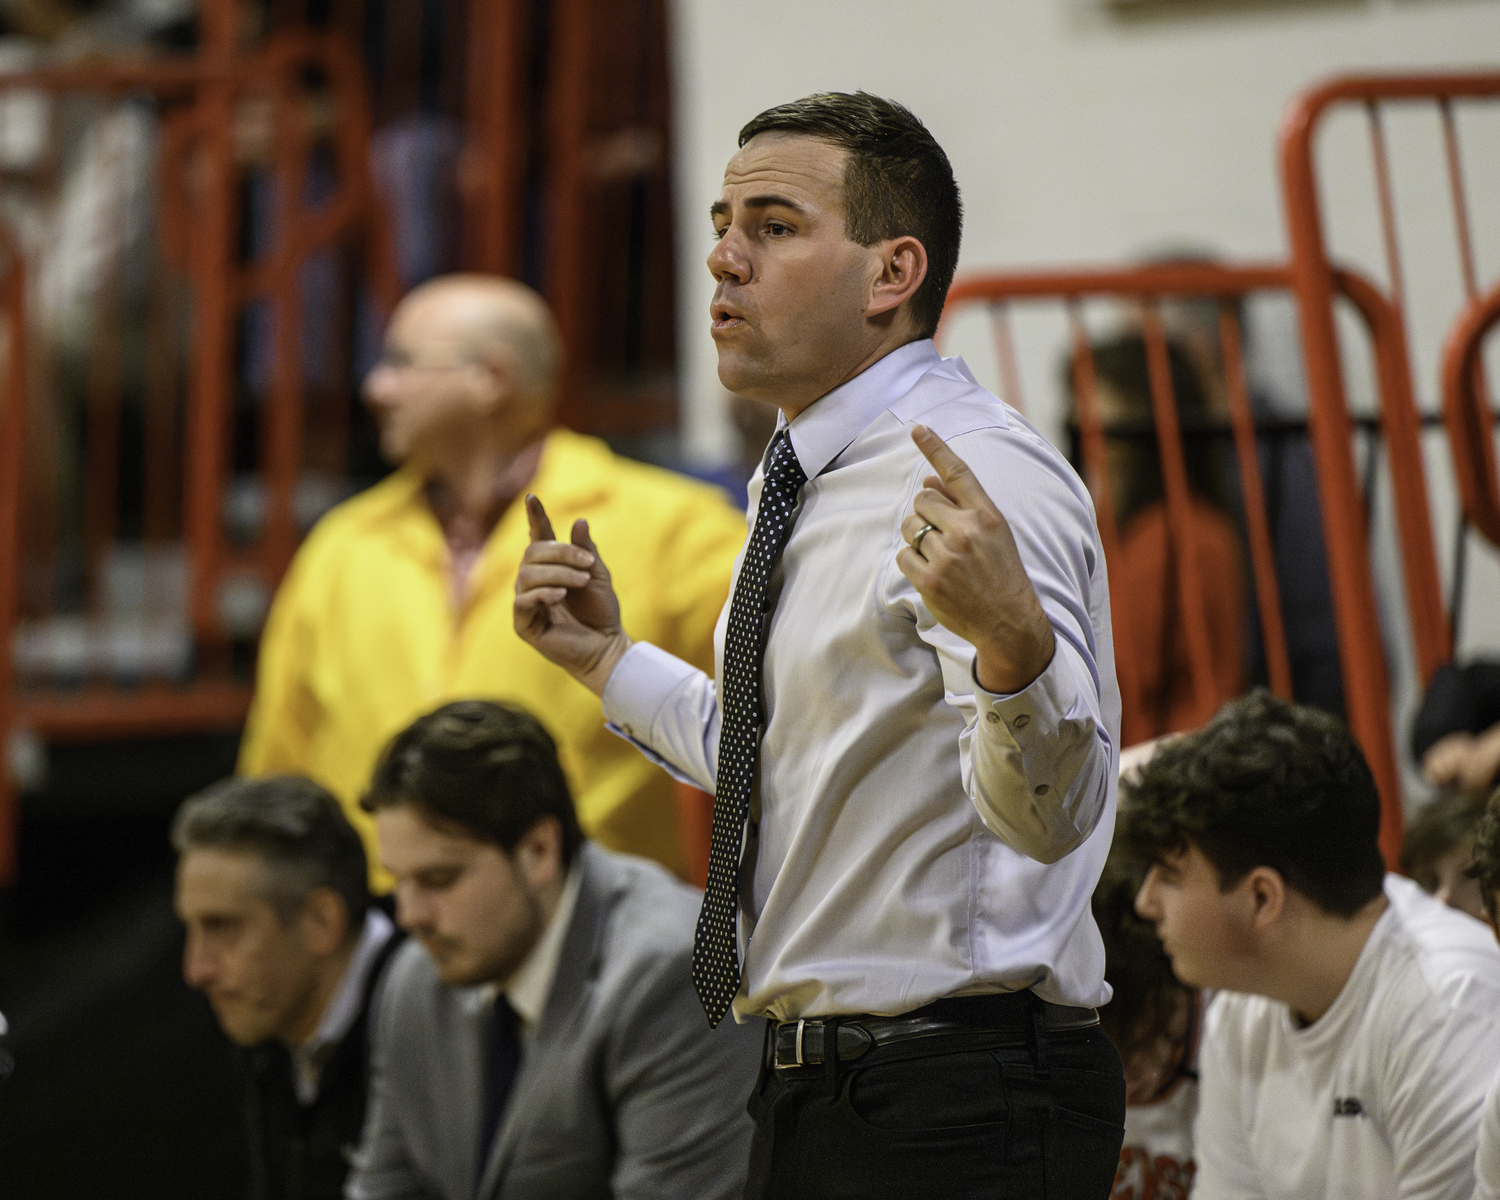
[765,429,806,495]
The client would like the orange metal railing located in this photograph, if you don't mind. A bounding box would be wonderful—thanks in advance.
[1441,277,1500,551]
[1280,72,1500,866]
[0,19,399,881]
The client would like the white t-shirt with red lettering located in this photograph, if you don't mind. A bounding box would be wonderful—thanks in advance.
[1194,875,1500,1200]
[1114,1073,1198,1200]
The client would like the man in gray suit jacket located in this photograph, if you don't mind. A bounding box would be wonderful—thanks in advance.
[347,700,761,1200]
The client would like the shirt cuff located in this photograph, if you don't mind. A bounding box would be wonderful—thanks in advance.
[969,645,1074,752]
[601,641,702,740]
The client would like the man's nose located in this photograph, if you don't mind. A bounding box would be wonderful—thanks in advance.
[392,885,428,934]
[1135,869,1162,920]
[182,932,214,989]
[707,229,749,284]
[362,363,398,410]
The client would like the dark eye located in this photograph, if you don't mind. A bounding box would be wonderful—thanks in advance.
[766,221,791,237]
[712,224,728,241]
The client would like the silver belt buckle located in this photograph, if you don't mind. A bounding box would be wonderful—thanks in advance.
[774,1017,818,1069]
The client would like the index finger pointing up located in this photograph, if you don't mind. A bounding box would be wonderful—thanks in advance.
[525,493,557,542]
[911,425,988,509]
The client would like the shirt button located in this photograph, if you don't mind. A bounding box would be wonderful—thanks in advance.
[1013,714,1030,729]
[985,711,1001,725]
[1034,784,1050,796]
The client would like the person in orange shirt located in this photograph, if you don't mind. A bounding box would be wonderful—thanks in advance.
[1070,332,1245,744]
[239,276,747,885]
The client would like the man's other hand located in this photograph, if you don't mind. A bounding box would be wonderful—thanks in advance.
[514,495,632,696]
[897,425,1055,696]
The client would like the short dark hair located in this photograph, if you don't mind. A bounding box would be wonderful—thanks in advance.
[172,775,371,929]
[1093,838,1193,1063]
[1120,690,1387,917]
[738,92,962,340]
[1469,785,1500,925]
[361,700,584,866]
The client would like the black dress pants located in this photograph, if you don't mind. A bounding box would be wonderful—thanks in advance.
[743,995,1125,1200]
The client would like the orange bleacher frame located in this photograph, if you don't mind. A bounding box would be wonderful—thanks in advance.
[0,17,400,882]
[1280,71,1500,866]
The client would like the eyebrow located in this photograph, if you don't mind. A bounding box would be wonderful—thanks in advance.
[709,193,807,221]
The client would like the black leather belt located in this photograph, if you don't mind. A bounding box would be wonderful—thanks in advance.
[771,994,1099,1070]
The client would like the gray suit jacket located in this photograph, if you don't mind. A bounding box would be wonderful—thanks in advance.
[346,843,762,1200]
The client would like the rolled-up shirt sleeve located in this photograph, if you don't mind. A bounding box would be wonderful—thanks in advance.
[602,641,722,793]
[911,420,1116,865]
[965,640,1113,863]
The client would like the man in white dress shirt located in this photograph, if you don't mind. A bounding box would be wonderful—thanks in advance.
[1129,692,1500,1200]
[515,92,1125,1197]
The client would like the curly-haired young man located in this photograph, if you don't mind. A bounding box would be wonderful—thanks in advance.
[1125,692,1500,1200]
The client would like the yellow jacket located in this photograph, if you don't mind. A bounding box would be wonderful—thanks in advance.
[238,429,746,886]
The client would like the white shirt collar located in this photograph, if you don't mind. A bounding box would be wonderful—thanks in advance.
[781,339,942,479]
[502,860,583,1028]
[290,907,396,1105]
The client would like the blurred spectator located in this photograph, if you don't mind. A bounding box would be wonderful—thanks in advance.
[1069,331,1244,741]
[1413,660,1500,797]
[1136,248,1345,719]
[350,700,762,1200]
[237,276,747,884]
[1093,842,1200,1199]
[1401,788,1489,923]
[173,774,402,1200]
[1125,690,1500,1199]
[1470,789,1500,1200]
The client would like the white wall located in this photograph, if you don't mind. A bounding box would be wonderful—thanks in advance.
[669,0,1500,463]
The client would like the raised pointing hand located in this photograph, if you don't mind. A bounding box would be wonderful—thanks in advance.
[514,494,631,696]
[896,425,1055,695]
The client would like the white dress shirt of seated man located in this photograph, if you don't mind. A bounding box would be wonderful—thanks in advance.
[1127,691,1500,1200]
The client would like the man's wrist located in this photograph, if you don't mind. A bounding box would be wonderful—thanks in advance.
[974,624,1055,696]
[578,632,633,697]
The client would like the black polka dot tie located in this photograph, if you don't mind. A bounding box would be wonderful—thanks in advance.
[693,428,806,1027]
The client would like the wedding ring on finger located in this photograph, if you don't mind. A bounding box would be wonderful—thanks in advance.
[911,522,938,558]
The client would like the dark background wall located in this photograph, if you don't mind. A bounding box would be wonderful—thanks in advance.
[0,734,248,1200]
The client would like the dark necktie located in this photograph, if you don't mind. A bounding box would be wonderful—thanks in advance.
[476,994,521,1180]
[693,428,807,1027]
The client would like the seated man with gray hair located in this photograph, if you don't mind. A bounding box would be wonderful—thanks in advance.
[173,775,402,1200]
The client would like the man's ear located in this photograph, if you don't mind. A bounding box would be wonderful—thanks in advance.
[513,817,564,890]
[867,235,928,323]
[472,344,524,416]
[300,886,351,957]
[1244,866,1287,932]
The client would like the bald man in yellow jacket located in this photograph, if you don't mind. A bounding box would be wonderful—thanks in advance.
[239,276,746,886]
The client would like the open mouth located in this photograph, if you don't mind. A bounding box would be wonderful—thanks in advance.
[711,304,743,332]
